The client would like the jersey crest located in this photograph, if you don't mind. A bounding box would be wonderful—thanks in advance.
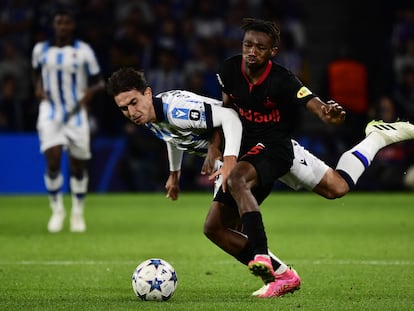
[148,90,222,154]
[172,108,189,119]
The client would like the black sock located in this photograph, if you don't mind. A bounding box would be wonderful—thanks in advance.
[241,211,268,255]
[235,244,254,265]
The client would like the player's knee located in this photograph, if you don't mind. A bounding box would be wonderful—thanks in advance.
[322,183,349,199]
[226,171,247,195]
[203,220,218,241]
[315,169,350,199]
[47,161,61,172]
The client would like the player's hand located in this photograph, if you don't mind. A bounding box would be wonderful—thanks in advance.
[79,91,92,108]
[209,155,237,193]
[321,100,346,125]
[201,145,222,175]
[165,171,180,201]
[35,86,47,101]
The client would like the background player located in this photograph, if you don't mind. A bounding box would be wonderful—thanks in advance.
[32,9,105,233]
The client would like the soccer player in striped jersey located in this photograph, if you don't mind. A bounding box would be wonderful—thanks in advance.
[107,67,241,198]
[32,9,105,233]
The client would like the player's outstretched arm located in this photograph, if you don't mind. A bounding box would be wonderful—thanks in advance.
[202,128,223,175]
[79,75,105,108]
[208,105,242,192]
[165,170,181,201]
[165,143,184,200]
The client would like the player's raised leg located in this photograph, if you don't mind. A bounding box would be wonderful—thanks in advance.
[336,120,414,188]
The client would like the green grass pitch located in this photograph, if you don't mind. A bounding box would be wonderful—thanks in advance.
[0,192,413,311]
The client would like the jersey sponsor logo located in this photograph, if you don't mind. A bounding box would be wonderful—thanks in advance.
[238,107,280,123]
[189,110,200,121]
[297,86,312,98]
[172,108,188,119]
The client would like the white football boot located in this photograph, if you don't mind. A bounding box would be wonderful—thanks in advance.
[70,213,86,232]
[365,120,414,145]
[69,176,88,232]
[47,195,65,233]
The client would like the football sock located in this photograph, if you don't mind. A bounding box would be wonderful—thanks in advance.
[235,244,254,265]
[336,132,384,187]
[44,172,64,212]
[70,173,88,215]
[240,211,268,255]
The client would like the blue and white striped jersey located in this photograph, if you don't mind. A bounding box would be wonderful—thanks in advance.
[147,90,223,155]
[32,40,101,122]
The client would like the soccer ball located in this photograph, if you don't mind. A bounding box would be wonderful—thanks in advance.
[132,258,178,301]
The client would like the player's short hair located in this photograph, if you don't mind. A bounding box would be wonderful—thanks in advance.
[52,7,77,22]
[107,67,149,96]
[241,18,280,48]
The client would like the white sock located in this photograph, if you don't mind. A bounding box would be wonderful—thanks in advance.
[268,250,288,274]
[336,132,386,186]
[70,174,88,215]
[44,173,64,213]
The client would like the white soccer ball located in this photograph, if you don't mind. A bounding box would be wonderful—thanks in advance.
[132,258,178,301]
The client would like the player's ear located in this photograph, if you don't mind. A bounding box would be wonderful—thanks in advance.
[144,86,152,96]
[271,47,278,57]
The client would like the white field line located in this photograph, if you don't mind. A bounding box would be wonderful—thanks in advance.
[0,259,413,266]
[0,260,138,265]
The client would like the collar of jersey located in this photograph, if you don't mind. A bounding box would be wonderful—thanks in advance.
[241,59,273,90]
[49,38,78,47]
[153,97,166,122]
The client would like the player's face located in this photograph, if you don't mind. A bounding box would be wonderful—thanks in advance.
[53,14,75,40]
[242,30,277,72]
[114,88,155,125]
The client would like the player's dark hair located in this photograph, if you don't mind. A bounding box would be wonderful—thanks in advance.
[52,7,77,22]
[241,18,280,47]
[107,67,149,96]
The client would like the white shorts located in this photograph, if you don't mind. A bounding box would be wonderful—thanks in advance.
[36,100,91,160]
[214,139,329,193]
[279,140,329,191]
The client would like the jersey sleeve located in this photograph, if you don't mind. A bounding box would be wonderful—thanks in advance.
[31,42,44,71]
[216,58,233,95]
[166,142,184,171]
[166,92,220,130]
[283,71,316,107]
[216,57,234,94]
[210,105,242,157]
[81,42,101,76]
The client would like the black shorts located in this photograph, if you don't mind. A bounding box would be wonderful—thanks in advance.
[213,141,293,209]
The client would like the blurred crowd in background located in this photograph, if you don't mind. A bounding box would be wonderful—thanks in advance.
[1,0,414,192]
